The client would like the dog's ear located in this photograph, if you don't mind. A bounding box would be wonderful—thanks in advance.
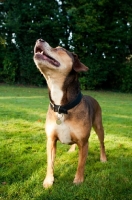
[72,53,89,72]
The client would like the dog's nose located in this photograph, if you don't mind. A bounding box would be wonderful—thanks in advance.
[38,38,45,42]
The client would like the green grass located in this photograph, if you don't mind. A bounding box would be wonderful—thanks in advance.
[0,85,132,200]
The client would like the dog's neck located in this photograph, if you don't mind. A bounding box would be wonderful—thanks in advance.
[46,70,80,106]
[47,76,64,105]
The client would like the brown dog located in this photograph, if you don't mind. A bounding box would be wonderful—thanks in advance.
[33,39,107,188]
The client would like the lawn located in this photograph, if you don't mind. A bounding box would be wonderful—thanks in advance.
[0,85,132,200]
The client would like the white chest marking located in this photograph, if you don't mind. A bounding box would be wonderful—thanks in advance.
[46,115,72,144]
[57,122,72,144]
[55,114,72,144]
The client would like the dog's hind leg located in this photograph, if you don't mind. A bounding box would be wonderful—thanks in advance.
[68,144,76,152]
[43,137,57,188]
[73,142,88,184]
[93,111,107,162]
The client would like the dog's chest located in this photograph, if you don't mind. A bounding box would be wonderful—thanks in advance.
[56,122,72,144]
[46,116,72,144]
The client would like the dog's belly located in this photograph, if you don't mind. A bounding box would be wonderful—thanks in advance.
[56,123,72,144]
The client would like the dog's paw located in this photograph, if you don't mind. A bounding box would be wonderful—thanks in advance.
[73,176,84,185]
[43,176,54,189]
[100,155,107,162]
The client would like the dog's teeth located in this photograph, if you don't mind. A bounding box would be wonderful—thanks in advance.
[41,51,44,54]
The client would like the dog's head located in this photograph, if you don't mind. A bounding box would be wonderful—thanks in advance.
[33,39,88,76]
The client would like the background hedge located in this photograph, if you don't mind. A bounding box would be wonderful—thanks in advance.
[0,0,132,92]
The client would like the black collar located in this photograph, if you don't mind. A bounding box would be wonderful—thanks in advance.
[50,92,82,114]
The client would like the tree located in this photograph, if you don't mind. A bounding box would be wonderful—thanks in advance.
[0,0,132,91]
[61,0,132,90]
[0,0,67,85]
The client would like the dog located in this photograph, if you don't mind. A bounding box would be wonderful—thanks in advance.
[33,39,107,188]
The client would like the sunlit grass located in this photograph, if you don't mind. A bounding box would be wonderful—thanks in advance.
[0,85,132,200]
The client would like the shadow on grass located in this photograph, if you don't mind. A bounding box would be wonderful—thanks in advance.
[1,138,132,200]
[34,148,132,200]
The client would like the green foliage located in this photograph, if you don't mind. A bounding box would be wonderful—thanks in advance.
[0,86,132,199]
[1,44,19,83]
[0,38,6,82]
[121,61,132,92]
[0,0,132,91]
[0,0,63,85]
[66,0,132,91]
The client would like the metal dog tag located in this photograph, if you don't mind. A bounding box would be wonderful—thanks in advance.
[56,113,63,125]
[56,118,62,125]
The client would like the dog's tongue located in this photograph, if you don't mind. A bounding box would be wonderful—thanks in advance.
[35,49,60,67]
[40,51,48,60]
[42,53,60,67]
[43,55,49,60]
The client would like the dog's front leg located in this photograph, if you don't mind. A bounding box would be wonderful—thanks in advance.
[43,137,56,188]
[73,142,88,184]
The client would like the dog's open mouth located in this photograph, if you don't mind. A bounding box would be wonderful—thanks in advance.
[34,46,60,67]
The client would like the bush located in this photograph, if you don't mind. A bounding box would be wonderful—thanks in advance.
[120,62,132,92]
